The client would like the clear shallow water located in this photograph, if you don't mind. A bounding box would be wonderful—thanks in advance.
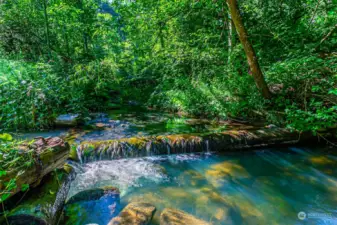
[68,147,337,225]
[78,109,258,142]
[15,109,259,142]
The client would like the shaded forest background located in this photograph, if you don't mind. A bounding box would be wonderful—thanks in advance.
[0,0,336,131]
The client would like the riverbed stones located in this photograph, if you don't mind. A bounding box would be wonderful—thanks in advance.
[160,208,210,225]
[108,202,156,225]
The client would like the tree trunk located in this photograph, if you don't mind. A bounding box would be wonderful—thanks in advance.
[227,12,234,64]
[226,0,272,99]
[42,0,51,56]
[79,0,89,55]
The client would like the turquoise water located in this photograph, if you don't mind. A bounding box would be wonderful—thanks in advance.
[68,147,337,225]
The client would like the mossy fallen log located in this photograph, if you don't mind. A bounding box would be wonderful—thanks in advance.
[0,169,75,225]
[0,137,70,202]
[73,128,324,163]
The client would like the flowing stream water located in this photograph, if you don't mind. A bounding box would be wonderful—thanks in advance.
[67,147,337,225]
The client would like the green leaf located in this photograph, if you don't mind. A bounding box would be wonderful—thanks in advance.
[0,133,13,142]
[0,170,6,177]
[328,89,337,95]
[0,193,11,203]
[21,184,29,192]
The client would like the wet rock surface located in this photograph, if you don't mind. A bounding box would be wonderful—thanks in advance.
[108,202,156,225]
[66,186,119,204]
[160,208,210,225]
[64,187,120,225]
[75,128,316,163]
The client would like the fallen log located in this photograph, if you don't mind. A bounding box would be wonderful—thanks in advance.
[73,128,327,163]
[0,169,74,225]
[0,137,70,202]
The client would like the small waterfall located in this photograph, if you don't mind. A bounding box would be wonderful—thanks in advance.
[75,135,205,163]
[73,128,301,163]
[39,169,76,225]
[49,170,76,225]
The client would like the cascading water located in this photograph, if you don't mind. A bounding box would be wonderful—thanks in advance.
[75,135,207,163]
[73,128,303,164]
[49,170,76,224]
[67,158,168,198]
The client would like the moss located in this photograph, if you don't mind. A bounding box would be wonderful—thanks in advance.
[5,170,67,220]
[117,137,147,149]
[63,163,73,174]
[69,145,78,161]
[75,128,308,161]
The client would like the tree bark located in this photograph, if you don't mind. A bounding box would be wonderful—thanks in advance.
[0,137,69,202]
[226,0,272,99]
[227,13,233,64]
[42,0,51,56]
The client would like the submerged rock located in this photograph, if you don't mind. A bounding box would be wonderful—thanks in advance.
[108,202,156,225]
[65,187,120,225]
[66,186,119,204]
[55,114,81,127]
[160,208,210,225]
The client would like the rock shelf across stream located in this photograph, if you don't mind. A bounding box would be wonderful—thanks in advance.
[73,128,323,163]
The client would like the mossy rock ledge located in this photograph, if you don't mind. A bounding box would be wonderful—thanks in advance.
[0,137,70,201]
[74,128,324,162]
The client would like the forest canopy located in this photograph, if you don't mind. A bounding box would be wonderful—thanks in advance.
[0,0,336,131]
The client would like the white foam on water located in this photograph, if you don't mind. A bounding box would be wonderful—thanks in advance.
[68,158,168,198]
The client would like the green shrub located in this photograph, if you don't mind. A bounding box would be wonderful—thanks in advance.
[0,59,65,130]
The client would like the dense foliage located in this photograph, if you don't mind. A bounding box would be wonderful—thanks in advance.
[0,0,336,131]
[0,133,31,203]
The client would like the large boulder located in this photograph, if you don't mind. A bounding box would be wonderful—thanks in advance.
[64,187,120,225]
[160,208,210,225]
[108,202,156,225]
